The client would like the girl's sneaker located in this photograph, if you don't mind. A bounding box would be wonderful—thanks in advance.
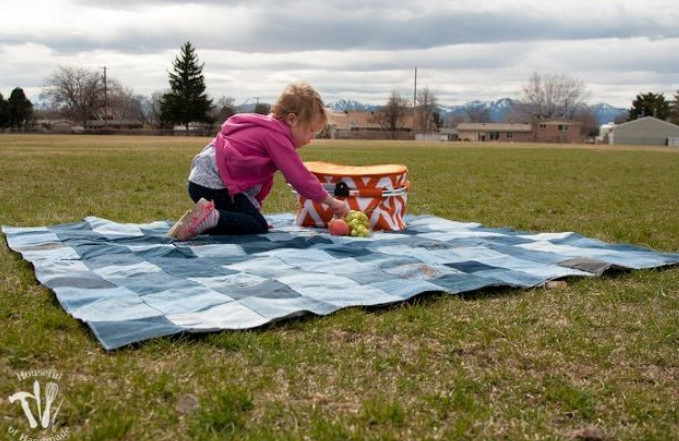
[167,198,219,241]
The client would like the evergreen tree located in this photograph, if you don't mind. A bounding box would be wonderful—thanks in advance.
[671,90,679,125]
[0,92,7,128]
[161,42,213,133]
[8,87,33,131]
[628,92,671,120]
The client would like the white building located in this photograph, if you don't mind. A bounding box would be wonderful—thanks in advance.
[607,117,679,146]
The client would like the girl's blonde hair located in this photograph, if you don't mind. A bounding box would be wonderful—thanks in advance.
[271,82,327,130]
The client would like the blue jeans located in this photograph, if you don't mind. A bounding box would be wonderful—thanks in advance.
[188,182,269,235]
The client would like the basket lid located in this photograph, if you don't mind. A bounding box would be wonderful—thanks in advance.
[304,161,407,177]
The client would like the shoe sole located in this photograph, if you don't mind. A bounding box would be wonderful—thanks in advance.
[167,209,193,239]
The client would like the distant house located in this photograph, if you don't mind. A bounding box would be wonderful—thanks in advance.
[326,111,380,138]
[172,122,213,136]
[456,119,582,143]
[89,119,144,130]
[533,119,582,144]
[457,123,533,142]
[325,110,414,139]
[606,116,679,146]
[439,127,459,141]
[32,119,78,133]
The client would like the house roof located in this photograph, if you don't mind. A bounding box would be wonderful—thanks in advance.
[88,119,144,127]
[35,119,75,125]
[537,119,583,125]
[439,128,458,135]
[457,123,532,132]
[326,110,414,129]
[326,110,379,128]
[613,116,679,130]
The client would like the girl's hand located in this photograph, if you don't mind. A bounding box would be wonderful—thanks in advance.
[328,197,349,218]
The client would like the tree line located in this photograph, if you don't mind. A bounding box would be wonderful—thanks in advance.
[371,72,679,137]
[3,42,679,134]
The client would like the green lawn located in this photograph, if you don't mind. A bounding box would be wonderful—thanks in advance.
[1,134,678,440]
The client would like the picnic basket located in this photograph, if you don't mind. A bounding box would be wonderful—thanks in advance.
[292,161,410,231]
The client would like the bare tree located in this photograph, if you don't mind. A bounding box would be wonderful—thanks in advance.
[148,91,167,128]
[572,106,599,138]
[106,84,145,121]
[129,94,155,127]
[449,114,466,127]
[432,111,444,130]
[513,72,590,122]
[211,96,237,123]
[42,66,105,128]
[416,86,438,133]
[466,105,492,123]
[373,91,410,134]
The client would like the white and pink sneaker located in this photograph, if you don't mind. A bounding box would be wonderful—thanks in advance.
[167,198,219,241]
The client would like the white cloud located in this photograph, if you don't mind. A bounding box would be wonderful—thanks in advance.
[1,0,679,108]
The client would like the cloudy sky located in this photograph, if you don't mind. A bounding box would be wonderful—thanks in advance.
[2,0,679,108]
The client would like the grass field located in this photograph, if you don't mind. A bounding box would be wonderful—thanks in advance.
[1,134,678,440]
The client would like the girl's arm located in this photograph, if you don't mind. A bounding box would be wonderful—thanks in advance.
[265,137,330,202]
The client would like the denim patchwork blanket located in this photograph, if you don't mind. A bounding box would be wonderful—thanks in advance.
[4,214,679,350]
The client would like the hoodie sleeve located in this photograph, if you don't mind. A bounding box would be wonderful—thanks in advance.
[255,176,274,208]
[264,136,330,203]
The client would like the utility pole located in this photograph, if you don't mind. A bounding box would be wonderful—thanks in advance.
[413,67,417,133]
[102,66,108,129]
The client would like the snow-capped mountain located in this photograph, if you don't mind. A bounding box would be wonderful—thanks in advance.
[438,98,518,123]
[327,99,379,112]
[590,103,628,125]
[328,97,627,126]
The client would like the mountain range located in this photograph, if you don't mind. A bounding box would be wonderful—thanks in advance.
[326,98,628,126]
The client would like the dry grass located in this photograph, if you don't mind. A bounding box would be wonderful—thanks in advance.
[1,134,678,440]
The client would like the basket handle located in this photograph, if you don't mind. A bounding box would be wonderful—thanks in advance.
[333,182,351,197]
[333,182,385,198]
[331,182,412,198]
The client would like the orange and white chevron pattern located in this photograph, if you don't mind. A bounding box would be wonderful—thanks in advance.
[293,162,410,231]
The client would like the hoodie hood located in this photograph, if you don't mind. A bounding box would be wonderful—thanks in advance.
[216,113,290,141]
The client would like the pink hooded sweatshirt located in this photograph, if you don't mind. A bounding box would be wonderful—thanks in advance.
[212,113,329,208]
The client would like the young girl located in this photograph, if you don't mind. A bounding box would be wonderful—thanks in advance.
[168,81,349,240]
